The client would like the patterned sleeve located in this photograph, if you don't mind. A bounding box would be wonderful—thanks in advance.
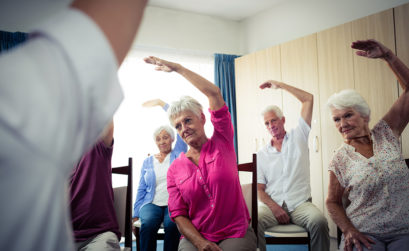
[328,150,347,188]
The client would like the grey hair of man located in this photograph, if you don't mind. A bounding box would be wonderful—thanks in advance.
[261,105,284,119]
[168,96,203,127]
[153,125,175,142]
[326,89,371,121]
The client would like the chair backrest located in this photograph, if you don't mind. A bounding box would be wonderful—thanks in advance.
[112,157,133,249]
[238,153,257,237]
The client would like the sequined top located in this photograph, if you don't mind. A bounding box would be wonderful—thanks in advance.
[329,120,409,235]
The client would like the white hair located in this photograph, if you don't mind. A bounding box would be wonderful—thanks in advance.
[168,96,203,126]
[261,105,283,119]
[153,125,175,142]
[326,89,371,119]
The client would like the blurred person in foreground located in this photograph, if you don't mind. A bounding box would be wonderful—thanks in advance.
[0,0,147,250]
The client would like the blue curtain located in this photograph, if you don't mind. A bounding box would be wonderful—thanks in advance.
[214,53,240,159]
[0,31,28,53]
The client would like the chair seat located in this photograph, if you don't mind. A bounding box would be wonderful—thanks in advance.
[133,219,165,234]
[265,224,308,237]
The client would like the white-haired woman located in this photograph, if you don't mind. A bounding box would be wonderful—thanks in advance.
[145,56,257,251]
[133,99,187,251]
[326,39,409,251]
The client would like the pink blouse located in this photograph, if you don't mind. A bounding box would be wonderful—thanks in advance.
[167,105,250,242]
[329,120,409,235]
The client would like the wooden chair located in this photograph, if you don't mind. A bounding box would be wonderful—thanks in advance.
[112,157,133,250]
[264,224,311,250]
[238,153,258,240]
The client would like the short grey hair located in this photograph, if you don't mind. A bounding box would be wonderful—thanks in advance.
[168,96,203,126]
[153,125,175,142]
[261,105,284,119]
[326,89,371,119]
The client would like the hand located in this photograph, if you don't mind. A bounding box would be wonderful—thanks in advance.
[343,227,375,251]
[142,99,165,108]
[197,240,222,251]
[260,80,282,90]
[351,39,392,59]
[144,56,180,72]
[132,217,139,231]
[270,205,290,224]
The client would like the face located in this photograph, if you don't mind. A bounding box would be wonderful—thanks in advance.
[264,111,286,138]
[331,107,369,140]
[173,110,206,146]
[155,130,173,154]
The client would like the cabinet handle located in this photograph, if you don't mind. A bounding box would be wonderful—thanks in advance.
[313,136,319,152]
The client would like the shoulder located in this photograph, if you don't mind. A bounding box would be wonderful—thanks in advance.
[328,145,349,170]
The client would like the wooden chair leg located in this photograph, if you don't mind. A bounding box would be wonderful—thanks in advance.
[133,226,140,251]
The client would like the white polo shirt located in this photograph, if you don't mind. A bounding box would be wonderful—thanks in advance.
[257,117,311,212]
[0,8,123,251]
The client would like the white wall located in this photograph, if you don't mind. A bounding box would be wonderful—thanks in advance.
[240,0,409,54]
[133,6,241,55]
[0,1,241,55]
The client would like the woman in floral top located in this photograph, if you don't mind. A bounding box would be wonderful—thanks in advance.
[326,39,409,251]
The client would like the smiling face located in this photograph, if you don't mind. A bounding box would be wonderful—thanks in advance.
[155,130,173,154]
[331,107,369,140]
[173,110,206,147]
[264,110,286,139]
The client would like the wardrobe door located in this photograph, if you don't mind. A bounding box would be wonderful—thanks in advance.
[235,46,282,164]
[395,3,409,158]
[254,46,282,152]
[280,34,324,214]
[351,9,397,129]
[235,53,258,164]
[317,22,355,237]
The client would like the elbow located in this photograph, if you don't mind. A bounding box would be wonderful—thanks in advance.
[307,93,314,103]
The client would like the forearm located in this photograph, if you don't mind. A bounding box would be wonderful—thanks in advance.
[277,82,313,104]
[258,190,280,211]
[384,51,409,91]
[277,81,313,125]
[176,66,224,110]
[326,201,356,233]
[174,216,207,248]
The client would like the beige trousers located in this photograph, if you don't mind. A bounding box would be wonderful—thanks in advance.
[258,201,329,251]
[178,226,257,251]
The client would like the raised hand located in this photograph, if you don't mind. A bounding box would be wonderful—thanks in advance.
[351,39,392,59]
[144,56,180,72]
[260,80,282,90]
[343,227,375,251]
[142,98,165,108]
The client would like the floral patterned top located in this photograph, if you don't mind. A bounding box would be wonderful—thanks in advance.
[329,120,409,235]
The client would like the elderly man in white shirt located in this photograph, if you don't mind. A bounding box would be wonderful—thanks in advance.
[256,80,329,251]
[0,0,146,250]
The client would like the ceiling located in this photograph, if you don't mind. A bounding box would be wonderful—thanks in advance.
[147,0,289,21]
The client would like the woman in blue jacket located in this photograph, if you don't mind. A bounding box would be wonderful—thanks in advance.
[133,99,187,251]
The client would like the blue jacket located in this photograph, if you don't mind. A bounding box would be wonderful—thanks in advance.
[133,132,187,218]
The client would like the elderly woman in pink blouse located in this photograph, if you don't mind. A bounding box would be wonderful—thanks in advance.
[326,39,409,251]
[144,56,257,251]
